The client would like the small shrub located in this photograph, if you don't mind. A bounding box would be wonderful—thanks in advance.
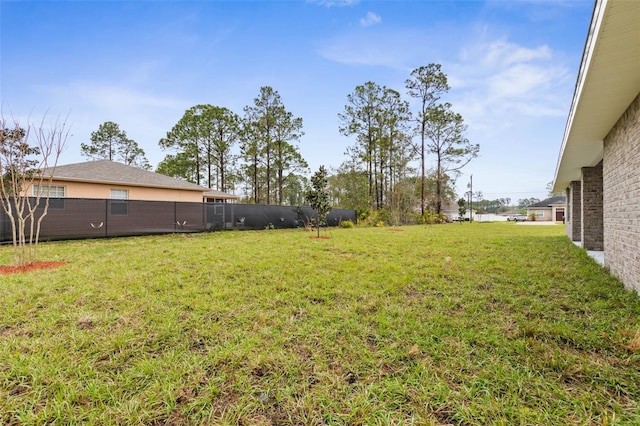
[357,209,388,227]
[340,220,355,229]
[419,211,449,225]
[356,207,370,223]
[376,209,391,225]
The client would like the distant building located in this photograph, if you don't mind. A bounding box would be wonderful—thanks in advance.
[526,196,566,222]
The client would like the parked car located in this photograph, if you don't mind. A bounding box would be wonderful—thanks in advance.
[507,214,528,222]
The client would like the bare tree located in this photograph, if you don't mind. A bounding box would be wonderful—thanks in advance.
[0,115,68,266]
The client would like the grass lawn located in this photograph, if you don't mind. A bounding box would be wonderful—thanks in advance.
[0,223,639,425]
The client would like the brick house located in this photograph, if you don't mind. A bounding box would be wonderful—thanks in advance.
[553,0,640,294]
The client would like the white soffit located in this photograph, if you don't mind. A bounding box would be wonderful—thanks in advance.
[553,0,640,191]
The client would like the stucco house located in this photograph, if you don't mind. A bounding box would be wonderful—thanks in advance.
[552,0,640,293]
[526,196,566,222]
[441,201,476,222]
[36,160,237,203]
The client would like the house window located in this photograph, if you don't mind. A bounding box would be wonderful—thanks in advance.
[33,185,65,198]
[110,189,128,215]
[32,185,65,209]
[110,189,128,200]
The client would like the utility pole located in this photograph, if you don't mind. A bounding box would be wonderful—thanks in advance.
[469,174,473,222]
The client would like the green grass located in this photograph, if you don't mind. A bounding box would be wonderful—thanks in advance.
[1,223,639,425]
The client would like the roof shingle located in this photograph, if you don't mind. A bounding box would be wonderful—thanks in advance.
[529,195,566,207]
[46,160,208,192]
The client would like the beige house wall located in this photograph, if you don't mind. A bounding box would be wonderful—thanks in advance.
[527,207,552,221]
[526,205,564,222]
[603,93,640,294]
[39,180,204,203]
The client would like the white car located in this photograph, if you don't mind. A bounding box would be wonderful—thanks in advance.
[507,214,528,222]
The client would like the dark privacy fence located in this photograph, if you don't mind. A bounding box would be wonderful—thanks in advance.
[0,198,356,243]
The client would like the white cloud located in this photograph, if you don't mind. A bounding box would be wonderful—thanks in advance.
[318,29,436,69]
[319,36,400,67]
[360,12,381,27]
[307,0,359,7]
[483,41,552,66]
[448,35,571,122]
[488,63,561,99]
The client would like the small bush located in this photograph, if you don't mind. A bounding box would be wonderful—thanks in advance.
[418,211,449,225]
[340,220,355,229]
[358,209,389,227]
[356,207,370,223]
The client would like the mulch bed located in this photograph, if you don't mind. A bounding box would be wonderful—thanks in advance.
[0,261,66,275]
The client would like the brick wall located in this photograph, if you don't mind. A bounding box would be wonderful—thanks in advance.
[566,181,582,241]
[581,162,604,251]
[603,93,640,294]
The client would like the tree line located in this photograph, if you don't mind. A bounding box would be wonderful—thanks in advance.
[83,86,307,206]
[81,64,479,221]
[337,64,478,221]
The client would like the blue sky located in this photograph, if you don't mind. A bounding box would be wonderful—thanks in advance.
[1,0,594,203]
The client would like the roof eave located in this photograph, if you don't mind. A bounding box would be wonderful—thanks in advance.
[553,0,640,191]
